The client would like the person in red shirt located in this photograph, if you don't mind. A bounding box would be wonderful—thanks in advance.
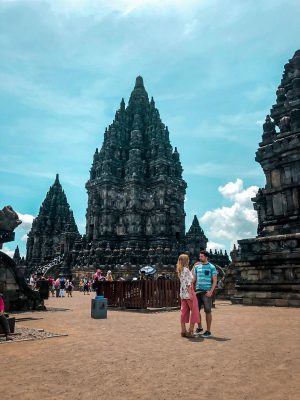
[0,291,12,341]
[48,277,55,297]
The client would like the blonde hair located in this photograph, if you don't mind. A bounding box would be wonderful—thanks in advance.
[176,254,190,277]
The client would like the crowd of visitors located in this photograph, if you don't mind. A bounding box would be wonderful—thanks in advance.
[28,274,73,298]
[79,269,113,295]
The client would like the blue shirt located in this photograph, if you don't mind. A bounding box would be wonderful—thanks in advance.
[194,262,217,291]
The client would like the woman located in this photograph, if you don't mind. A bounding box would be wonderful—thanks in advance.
[0,291,12,341]
[177,254,200,338]
[106,270,113,282]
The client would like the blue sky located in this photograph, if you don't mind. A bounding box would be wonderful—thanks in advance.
[1,0,300,257]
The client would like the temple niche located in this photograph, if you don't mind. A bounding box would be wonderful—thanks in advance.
[229,50,300,307]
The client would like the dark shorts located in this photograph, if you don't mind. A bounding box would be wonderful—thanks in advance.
[196,292,213,313]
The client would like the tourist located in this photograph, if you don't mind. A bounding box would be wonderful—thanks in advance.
[106,270,113,282]
[138,271,146,280]
[0,290,12,341]
[177,254,199,338]
[66,279,73,297]
[59,275,66,297]
[29,273,35,288]
[54,277,60,297]
[192,250,218,338]
[83,276,89,295]
[79,278,84,292]
[48,276,55,297]
[93,269,104,282]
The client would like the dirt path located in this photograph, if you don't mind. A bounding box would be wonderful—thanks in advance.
[1,294,299,400]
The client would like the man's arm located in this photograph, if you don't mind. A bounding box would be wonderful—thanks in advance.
[206,275,217,297]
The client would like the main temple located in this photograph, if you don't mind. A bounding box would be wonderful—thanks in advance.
[86,76,186,252]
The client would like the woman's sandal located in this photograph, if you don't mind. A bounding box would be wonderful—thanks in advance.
[181,332,187,337]
[186,331,196,338]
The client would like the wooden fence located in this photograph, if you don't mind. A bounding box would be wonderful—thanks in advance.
[95,280,180,309]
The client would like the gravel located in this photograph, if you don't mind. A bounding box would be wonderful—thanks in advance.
[0,326,68,344]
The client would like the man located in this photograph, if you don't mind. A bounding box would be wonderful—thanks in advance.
[192,250,218,338]
[0,289,13,341]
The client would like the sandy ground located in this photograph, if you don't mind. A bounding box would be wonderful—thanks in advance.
[0,293,299,400]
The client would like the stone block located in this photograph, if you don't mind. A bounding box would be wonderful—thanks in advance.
[288,300,300,307]
[242,298,253,305]
[274,299,289,307]
[253,298,276,306]
[242,291,257,298]
[255,292,271,299]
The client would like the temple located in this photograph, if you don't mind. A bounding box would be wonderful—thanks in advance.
[26,174,80,272]
[230,50,300,306]
[71,77,186,271]
[24,77,229,276]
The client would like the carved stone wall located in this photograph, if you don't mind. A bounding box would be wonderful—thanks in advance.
[230,50,300,306]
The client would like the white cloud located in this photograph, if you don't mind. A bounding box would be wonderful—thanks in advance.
[219,178,258,205]
[207,241,225,251]
[1,245,14,258]
[21,234,28,242]
[200,178,258,248]
[17,212,34,230]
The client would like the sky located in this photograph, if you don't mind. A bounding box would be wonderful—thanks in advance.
[1,0,300,258]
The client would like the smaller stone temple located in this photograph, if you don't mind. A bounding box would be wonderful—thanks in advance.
[229,50,300,306]
[26,174,80,273]
[185,215,208,264]
[13,245,26,267]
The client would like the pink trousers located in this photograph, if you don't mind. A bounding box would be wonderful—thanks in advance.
[180,295,200,324]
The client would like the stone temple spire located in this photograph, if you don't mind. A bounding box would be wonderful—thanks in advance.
[185,215,208,264]
[13,245,21,265]
[26,175,79,268]
[229,50,300,307]
[85,76,187,253]
[254,49,300,235]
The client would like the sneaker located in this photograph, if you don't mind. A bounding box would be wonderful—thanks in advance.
[202,331,212,338]
[195,327,203,334]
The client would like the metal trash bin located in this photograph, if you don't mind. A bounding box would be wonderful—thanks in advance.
[91,296,107,319]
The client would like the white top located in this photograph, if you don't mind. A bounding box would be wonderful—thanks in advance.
[179,267,193,299]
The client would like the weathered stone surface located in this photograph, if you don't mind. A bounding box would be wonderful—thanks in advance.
[26,174,80,272]
[274,299,289,307]
[228,51,300,306]
[0,206,22,233]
